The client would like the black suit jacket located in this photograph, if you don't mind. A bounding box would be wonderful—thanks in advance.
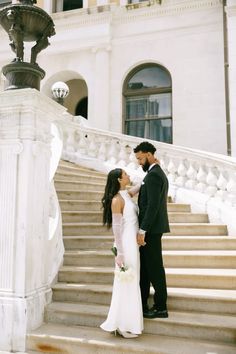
[138,164,170,234]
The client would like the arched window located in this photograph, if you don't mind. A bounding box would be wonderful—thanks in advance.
[123,64,172,143]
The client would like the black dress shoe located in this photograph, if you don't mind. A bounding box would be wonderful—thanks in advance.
[143,307,168,319]
[142,305,150,317]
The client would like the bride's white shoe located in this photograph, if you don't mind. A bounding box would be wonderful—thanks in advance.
[116,329,138,338]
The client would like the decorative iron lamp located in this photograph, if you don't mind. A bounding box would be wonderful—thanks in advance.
[0,0,55,90]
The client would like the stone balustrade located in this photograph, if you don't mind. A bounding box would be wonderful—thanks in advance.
[57,115,236,235]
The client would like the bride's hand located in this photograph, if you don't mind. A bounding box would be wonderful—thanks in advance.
[115,254,124,267]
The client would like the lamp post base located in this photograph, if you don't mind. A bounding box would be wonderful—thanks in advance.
[2,61,45,91]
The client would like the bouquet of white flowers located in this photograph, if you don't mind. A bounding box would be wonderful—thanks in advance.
[111,246,134,283]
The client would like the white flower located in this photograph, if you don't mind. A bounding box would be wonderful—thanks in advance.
[114,266,134,282]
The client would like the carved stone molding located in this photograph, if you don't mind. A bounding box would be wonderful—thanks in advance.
[0,141,23,154]
[52,0,221,29]
[225,5,236,17]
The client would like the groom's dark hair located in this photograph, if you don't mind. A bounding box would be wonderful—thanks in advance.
[133,141,156,155]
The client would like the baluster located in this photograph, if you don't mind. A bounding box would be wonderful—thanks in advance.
[107,139,118,165]
[226,173,236,206]
[175,160,187,187]
[77,131,88,156]
[88,133,97,158]
[196,165,207,193]
[117,143,128,167]
[98,139,107,162]
[185,163,197,189]
[215,172,228,200]
[167,159,176,183]
[127,148,138,170]
[217,172,228,190]
[205,167,218,196]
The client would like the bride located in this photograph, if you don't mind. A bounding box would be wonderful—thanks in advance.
[100,168,143,338]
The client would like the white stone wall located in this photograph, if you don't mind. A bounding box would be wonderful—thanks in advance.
[0,89,64,352]
[0,0,230,155]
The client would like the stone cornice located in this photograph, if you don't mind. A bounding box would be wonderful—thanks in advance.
[114,0,222,24]
[51,0,222,30]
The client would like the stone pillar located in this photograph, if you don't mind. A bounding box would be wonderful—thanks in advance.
[92,46,110,130]
[226,1,236,156]
[43,0,54,13]
[0,89,64,352]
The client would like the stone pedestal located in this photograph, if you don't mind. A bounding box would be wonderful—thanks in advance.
[0,89,64,352]
[3,61,45,90]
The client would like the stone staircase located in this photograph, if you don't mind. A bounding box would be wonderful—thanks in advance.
[27,160,236,354]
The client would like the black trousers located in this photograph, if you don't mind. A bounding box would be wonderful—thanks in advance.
[139,233,167,310]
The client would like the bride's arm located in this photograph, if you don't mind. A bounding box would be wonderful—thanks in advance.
[111,196,124,267]
[128,182,141,197]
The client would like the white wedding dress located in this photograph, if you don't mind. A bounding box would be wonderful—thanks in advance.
[100,190,143,334]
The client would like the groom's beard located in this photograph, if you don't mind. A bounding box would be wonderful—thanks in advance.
[142,158,150,172]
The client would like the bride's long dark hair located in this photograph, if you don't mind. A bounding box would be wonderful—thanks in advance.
[102,168,122,228]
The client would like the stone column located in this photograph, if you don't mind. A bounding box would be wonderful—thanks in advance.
[92,46,110,130]
[0,89,64,352]
[43,0,54,13]
[226,1,236,156]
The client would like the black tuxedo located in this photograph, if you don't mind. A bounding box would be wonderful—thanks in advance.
[138,164,170,311]
[138,164,170,234]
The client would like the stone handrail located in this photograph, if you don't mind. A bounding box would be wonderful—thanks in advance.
[57,115,236,235]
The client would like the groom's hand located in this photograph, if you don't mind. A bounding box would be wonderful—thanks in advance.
[137,233,146,246]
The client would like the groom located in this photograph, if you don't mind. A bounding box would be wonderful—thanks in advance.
[134,141,170,319]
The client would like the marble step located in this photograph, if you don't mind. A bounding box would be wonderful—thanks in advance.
[62,222,227,236]
[57,190,103,201]
[63,249,236,268]
[44,302,236,344]
[57,164,105,177]
[61,211,209,223]
[52,283,236,315]
[55,171,106,183]
[59,200,191,212]
[57,191,173,202]
[58,266,236,290]
[55,180,105,192]
[63,235,236,251]
[27,322,236,354]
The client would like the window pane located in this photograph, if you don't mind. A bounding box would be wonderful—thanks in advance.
[126,93,171,119]
[148,93,171,117]
[126,98,147,120]
[125,121,145,138]
[149,119,172,143]
[63,0,83,11]
[126,119,172,143]
[128,66,171,90]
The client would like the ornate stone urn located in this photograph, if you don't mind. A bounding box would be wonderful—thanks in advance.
[0,0,55,90]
